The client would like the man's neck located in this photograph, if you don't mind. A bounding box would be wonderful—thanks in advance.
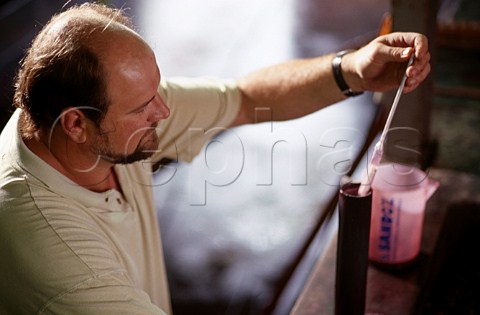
[23,132,121,193]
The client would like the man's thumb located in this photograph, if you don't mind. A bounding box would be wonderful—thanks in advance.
[399,47,414,60]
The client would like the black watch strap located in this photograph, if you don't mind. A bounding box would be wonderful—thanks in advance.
[332,49,364,97]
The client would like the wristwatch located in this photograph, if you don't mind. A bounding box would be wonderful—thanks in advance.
[332,49,364,97]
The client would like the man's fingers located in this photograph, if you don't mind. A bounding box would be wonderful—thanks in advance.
[374,44,414,65]
[404,61,431,93]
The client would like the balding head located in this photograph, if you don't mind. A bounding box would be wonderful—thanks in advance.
[13,2,141,138]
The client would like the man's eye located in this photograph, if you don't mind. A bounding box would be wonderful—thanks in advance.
[134,106,147,114]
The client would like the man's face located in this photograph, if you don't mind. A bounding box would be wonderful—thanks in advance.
[90,32,170,164]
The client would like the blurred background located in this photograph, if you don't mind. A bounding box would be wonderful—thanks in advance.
[1,0,479,314]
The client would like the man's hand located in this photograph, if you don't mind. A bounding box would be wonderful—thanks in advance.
[342,32,431,94]
[234,32,431,127]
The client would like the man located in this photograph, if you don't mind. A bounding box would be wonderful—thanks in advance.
[0,2,430,314]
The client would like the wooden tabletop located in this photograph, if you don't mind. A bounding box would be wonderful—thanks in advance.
[290,168,480,315]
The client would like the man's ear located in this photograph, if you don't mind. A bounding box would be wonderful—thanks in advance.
[60,107,88,143]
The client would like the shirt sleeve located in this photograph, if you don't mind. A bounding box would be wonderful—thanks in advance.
[152,77,241,163]
[40,274,167,315]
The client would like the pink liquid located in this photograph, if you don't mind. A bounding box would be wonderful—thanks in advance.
[369,195,425,265]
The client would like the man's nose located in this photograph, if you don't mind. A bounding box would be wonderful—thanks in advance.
[149,94,170,122]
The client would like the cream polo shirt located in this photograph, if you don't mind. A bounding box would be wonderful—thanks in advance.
[0,77,241,315]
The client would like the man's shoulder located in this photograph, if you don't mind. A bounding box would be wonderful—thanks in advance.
[0,177,131,312]
[0,172,126,274]
[0,166,68,214]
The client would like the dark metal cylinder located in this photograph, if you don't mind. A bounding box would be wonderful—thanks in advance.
[335,182,372,315]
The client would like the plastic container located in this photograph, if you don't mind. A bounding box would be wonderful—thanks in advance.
[368,163,439,269]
